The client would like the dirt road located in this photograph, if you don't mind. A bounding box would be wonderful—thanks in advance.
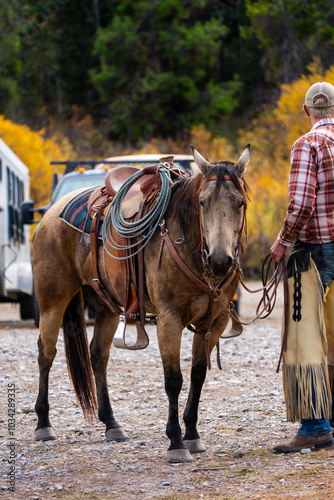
[0,284,334,500]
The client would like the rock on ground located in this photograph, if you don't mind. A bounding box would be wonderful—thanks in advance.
[0,283,334,500]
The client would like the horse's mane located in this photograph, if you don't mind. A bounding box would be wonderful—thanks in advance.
[171,162,249,237]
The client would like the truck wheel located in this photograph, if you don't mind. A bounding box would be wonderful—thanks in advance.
[20,295,34,320]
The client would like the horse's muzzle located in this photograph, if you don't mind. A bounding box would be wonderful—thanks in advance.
[207,254,233,276]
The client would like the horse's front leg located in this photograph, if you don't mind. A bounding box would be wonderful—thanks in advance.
[90,302,128,442]
[157,314,194,463]
[183,316,228,454]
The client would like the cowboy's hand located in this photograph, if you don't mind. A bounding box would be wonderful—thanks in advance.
[270,241,287,262]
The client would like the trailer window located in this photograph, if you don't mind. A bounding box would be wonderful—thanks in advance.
[7,167,25,244]
[17,177,22,205]
[12,172,16,205]
[19,179,24,204]
[7,167,12,202]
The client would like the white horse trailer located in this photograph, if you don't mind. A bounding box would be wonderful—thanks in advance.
[0,137,33,319]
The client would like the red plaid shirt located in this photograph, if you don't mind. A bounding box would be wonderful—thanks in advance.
[278,118,334,246]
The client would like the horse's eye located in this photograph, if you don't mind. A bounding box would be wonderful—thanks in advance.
[239,200,246,209]
[199,199,205,207]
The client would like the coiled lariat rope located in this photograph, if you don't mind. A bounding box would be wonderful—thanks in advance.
[102,165,172,260]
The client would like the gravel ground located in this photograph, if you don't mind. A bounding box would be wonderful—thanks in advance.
[1,283,334,500]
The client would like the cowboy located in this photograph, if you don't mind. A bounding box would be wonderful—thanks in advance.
[270,81,334,453]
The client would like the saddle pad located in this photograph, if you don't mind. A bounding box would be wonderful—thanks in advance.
[59,187,103,238]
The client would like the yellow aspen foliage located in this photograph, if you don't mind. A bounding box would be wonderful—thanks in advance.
[134,136,190,156]
[135,137,161,154]
[190,124,236,161]
[0,115,73,206]
[243,173,287,269]
[133,125,237,161]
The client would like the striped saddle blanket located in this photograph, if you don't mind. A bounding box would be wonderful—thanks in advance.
[59,187,104,238]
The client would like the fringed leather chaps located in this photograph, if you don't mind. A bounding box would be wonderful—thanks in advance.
[282,252,332,422]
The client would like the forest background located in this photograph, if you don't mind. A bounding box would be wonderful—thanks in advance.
[1,0,334,272]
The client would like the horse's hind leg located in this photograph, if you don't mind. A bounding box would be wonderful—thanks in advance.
[35,305,66,441]
[90,301,128,441]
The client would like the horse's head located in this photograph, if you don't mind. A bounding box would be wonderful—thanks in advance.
[192,145,250,277]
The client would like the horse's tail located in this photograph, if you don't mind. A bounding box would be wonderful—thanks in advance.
[63,290,97,421]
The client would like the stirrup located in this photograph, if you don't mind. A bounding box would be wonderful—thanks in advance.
[221,302,243,339]
[113,315,149,350]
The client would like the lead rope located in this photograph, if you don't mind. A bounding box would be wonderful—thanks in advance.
[237,255,285,325]
[203,254,284,327]
[203,254,289,372]
[238,255,289,373]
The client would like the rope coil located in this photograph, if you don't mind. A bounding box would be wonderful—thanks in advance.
[102,164,172,260]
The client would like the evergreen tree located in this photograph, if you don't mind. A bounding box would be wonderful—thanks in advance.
[244,0,334,87]
[0,1,23,115]
[90,0,243,141]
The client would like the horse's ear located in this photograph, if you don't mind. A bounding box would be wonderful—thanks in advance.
[234,144,251,177]
[191,146,212,175]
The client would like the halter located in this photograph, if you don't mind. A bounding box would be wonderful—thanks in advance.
[200,173,247,277]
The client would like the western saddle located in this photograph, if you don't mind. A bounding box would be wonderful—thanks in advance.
[87,158,187,350]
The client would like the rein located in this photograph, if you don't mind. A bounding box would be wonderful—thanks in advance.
[205,253,289,372]
[238,255,289,373]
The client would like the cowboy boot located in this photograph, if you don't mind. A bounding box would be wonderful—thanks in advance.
[272,432,334,453]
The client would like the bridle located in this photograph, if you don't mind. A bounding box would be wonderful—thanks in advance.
[201,174,288,371]
[159,172,286,371]
[199,173,247,287]
[158,173,247,369]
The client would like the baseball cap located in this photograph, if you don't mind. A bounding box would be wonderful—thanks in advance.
[305,81,334,108]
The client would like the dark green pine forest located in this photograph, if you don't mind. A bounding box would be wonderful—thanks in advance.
[2,0,334,144]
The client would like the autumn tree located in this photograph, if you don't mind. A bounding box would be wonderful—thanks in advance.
[0,116,72,206]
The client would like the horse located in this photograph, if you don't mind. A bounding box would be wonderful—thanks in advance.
[32,146,250,463]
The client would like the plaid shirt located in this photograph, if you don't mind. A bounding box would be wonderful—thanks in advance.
[278,118,334,246]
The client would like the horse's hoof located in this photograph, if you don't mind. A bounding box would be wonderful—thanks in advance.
[183,438,206,453]
[167,448,194,463]
[105,427,129,442]
[35,427,57,441]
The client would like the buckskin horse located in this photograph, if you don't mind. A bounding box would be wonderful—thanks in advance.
[33,146,250,463]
